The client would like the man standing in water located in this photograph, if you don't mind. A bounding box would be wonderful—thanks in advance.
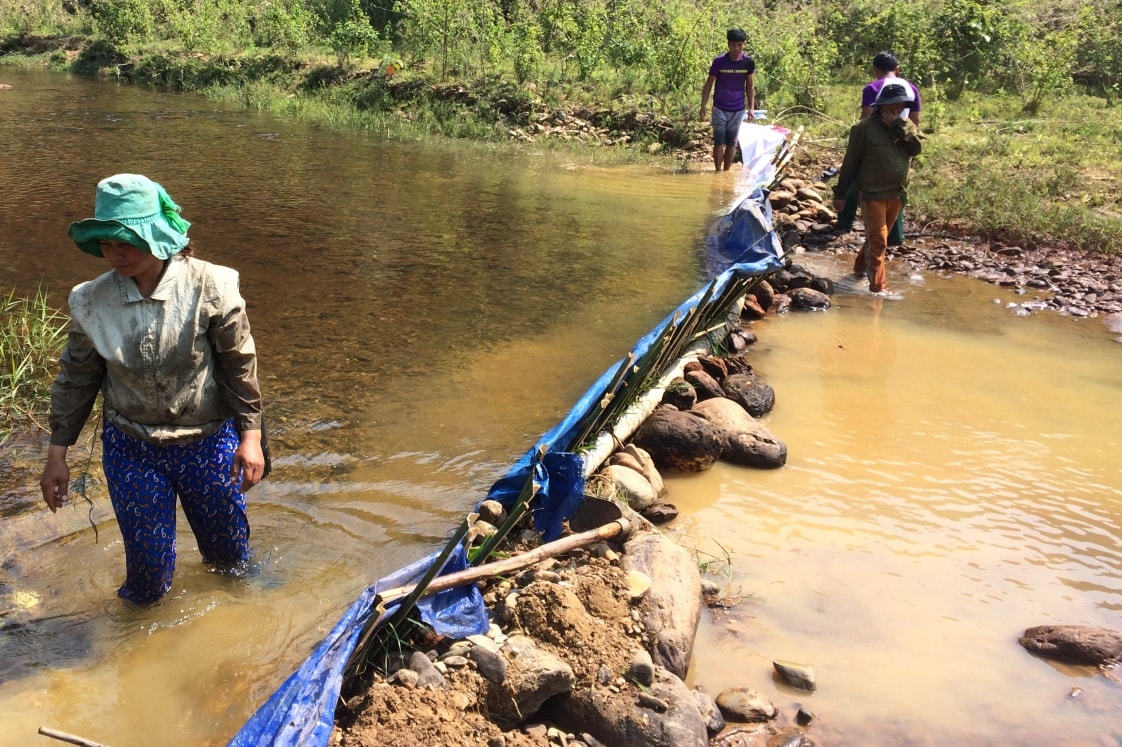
[700,28,756,172]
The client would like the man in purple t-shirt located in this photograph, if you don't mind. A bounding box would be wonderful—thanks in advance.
[699,28,756,171]
[861,51,921,126]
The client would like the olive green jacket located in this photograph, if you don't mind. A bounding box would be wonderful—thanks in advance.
[833,114,922,203]
[49,256,263,446]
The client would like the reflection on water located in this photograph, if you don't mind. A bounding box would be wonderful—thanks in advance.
[3,68,1122,746]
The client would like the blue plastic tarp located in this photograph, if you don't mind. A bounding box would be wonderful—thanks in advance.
[227,150,785,747]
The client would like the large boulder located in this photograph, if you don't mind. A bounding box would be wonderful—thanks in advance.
[631,408,724,473]
[691,397,787,469]
[622,530,702,679]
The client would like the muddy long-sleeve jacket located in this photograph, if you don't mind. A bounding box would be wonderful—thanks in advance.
[49,255,263,446]
[833,114,923,203]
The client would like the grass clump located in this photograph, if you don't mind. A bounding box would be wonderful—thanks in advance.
[0,288,68,444]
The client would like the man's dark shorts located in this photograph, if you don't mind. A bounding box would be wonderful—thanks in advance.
[711,107,746,147]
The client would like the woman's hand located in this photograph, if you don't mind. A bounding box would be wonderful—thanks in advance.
[40,445,71,513]
[233,429,266,490]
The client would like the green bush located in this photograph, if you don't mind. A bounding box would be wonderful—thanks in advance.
[90,0,154,44]
[329,14,381,68]
[254,0,316,51]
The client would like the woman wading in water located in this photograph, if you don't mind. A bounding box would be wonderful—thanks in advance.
[40,173,267,604]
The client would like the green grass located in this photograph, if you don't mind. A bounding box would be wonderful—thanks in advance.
[0,288,68,444]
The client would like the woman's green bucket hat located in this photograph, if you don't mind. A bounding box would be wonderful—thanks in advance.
[68,174,191,259]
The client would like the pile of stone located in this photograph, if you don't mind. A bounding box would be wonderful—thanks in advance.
[337,501,819,747]
[334,264,845,746]
[764,177,839,254]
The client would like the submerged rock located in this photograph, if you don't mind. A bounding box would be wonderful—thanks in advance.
[1019,625,1122,665]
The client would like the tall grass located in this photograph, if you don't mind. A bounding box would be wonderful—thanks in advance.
[0,289,68,443]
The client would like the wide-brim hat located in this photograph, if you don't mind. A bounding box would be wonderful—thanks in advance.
[68,174,191,259]
[874,82,914,108]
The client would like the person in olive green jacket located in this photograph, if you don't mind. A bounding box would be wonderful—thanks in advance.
[832,83,922,295]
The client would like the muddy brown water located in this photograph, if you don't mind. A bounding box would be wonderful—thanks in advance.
[2,68,1121,746]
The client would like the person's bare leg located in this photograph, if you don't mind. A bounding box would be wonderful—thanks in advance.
[722,145,737,171]
[712,144,725,171]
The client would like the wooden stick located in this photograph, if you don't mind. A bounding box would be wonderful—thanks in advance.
[344,517,632,678]
[37,727,111,747]
[380,517,631,602]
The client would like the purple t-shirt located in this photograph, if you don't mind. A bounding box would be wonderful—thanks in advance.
[862,77,921,111]
[708,52,756,112]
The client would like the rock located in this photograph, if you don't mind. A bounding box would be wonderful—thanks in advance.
[469,644,508,684]
[641,502,678,524]
[691,397,787,469]
[544,665,709,747]
[721,372,776,417]
[661,377,697,410]
[698,355,729,382]
[712,726,771,747]
[621,530,701,679]
[715,687,777,722]
[768,728,816,746]
[684,367,725,400]
[477,499,506,525]
[387,667,420,688]
[725,328,758,352]
[772,660,816,691]
[630,408,724,473]
[630,649,655,687]
[768,190,796,208]
[786,287,831,311]
[637,691,668,712]
[740,294,768,320]
[619,444,667,499]
[603,463,657,511]
[407,650,447,690]
[769,294,792,314]
[1019,625,1122,665]
[483,634,575,723]
[626,569,651,599]
[749,279,776,311]
[693,688,726,735]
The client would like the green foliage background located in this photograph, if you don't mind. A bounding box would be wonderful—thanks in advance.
[2,0,1120,108]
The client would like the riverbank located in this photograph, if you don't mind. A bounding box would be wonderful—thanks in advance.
[3,29,1122,262]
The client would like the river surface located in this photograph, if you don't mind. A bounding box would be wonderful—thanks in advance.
[1,67,1121,747]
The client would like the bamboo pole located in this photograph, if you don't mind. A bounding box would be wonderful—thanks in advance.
[37,727,111,747]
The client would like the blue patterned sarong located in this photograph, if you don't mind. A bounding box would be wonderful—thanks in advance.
[101,419,251,604]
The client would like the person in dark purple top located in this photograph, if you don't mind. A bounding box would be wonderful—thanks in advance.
[699,28,757,171]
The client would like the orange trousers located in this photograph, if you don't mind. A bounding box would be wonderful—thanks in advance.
[853,197,902,293]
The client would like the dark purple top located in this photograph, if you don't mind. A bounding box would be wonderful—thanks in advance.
[708,52,756,111]
[862,77,922,111]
